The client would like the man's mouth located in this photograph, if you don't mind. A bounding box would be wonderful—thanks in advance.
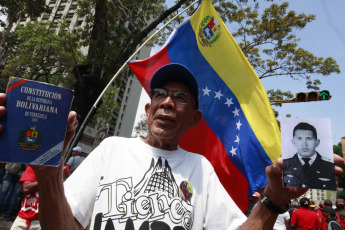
[155,115,176,123]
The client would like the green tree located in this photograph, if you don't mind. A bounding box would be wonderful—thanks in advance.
[338,189,345,200]
[134,114,148,137]
[2,21,84,87]
[0,0,48,65]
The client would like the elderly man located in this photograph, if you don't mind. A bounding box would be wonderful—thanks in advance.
[0,63,343,230]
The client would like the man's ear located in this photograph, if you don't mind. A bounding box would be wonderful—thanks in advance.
[315,139,320,147]
[145,103,151,118]
[291,138,296,146]
[191,110,202,129]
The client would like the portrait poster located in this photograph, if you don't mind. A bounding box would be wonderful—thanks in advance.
[281,118,336,190]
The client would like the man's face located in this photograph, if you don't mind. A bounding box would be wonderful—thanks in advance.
[321,211,330,218]
[145,81,201,149]
[292,129,319,158]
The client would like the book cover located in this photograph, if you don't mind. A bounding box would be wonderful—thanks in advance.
[0,77,74,166]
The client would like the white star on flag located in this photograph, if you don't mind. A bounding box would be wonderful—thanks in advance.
[202,86,211,96]
[232,107,240,117]
[235,135,240,144]
[230,146,237,156]
[236,120,242,130]
[214,90,223,100]
[225,98,234,108]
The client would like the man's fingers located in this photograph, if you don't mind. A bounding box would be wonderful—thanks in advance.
[67,111,78,128]
[0,93,6,105]
[334,153,344,165]
[63,111,78,155]
[334,154,344,175]
[0,93,6,134]
[335,166,343,175]
[0,93,6,118]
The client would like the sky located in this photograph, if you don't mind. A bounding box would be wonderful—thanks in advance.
[133,0,345,145]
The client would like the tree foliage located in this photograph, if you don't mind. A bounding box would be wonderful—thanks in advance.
[338,189,345,200]
[134,114,148,137]
[0,0,48,66]
[2,21,84,87]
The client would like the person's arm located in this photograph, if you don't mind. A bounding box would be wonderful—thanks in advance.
[240,157,307,229]
[31,111,83,230]
[240,155,344,229]
[22,181,38,195]
[285,218,291,230]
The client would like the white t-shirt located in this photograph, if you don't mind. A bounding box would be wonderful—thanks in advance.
[64,137,246,230]
[273,211,290,230]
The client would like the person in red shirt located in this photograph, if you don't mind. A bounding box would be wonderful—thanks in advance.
[10,166,40,230]
[316,199,332,230]
[291,198,321,230]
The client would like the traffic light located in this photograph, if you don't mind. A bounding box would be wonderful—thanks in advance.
[319,90,331,100]
[294,90,331,102]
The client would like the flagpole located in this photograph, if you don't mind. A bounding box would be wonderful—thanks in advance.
[65,0,201,163]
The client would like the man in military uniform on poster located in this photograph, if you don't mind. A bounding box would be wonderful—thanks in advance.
[283,122,335,190]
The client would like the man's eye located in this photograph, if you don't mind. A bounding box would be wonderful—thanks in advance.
[174,92,189,103]
[153,90,167,98]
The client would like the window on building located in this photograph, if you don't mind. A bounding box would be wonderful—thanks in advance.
[69,5,77,10]
[66,13,74,19]
[58,6,65,11]
[55,13,63,20]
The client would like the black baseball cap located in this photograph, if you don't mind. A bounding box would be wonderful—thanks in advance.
[150,63,199,109]
[320,206,335,215]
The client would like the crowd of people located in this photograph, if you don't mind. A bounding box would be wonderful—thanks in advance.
[271,198,345,230]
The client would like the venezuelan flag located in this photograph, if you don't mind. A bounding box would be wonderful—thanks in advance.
[129,0,281,211]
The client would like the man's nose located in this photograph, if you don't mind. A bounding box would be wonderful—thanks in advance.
[302,140,308,147]
[159,95,175,108]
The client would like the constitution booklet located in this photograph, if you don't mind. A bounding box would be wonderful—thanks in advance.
[0,77,73,166]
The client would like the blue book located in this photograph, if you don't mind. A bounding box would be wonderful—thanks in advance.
[0,77,73,166]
